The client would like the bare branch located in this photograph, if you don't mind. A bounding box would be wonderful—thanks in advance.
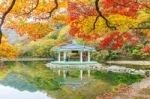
[0,0,16,43]
[36,0,58,19]
[94,0,116,30]
[48,0,58,17]
[93,16,99,30]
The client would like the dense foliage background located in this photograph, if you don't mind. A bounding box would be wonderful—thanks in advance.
[0,0,149,60]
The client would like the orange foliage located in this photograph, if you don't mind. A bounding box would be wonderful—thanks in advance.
[0,41,17,58]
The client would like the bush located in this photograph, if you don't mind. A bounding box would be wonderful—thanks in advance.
[92,50,119,62]
[20,39,56,57]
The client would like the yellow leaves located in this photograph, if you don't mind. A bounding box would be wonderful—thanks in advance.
[11,0,32,14]
[108,14,137,32]
[82,16,95,33]
[79,14,138,34]
[58,0,68,8]
[135,11,150,38]
[35,2,53,13]
[52,13,69,24]
[136,12,150,24]
[76,0,95,5]
[9,21,53,40]
[72,14,140,39]
[57,25,70,42]
[0,0,12,13]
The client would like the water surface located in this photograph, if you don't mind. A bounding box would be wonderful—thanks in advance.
[0,61,143,99]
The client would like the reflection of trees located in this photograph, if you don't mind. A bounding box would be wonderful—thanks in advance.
[0,62,12,80]
[0,73,37,92]
[0,61,60,98]
[12,62,60,92]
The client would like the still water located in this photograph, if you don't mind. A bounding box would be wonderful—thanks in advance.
[0,85,52,99]
[0,61,142,99]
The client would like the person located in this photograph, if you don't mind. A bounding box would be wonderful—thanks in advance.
[83,54,87,61]
[65,55,69,61]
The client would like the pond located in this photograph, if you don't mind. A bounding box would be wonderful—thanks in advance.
[0,61,143,99]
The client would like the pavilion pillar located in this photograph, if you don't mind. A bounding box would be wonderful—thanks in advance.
[80,51,83,63]
[63,51,67,61]
[58,52,61,62]
[80,69,83,80]
[88,70,90,77]
[88,51,90,62]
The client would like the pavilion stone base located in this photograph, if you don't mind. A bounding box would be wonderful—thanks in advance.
[45,62,149,76]
[45,61,101,70]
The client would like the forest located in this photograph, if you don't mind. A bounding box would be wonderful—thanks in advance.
[0,0,150,60]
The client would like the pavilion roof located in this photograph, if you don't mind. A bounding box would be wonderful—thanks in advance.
[54,39,95,51]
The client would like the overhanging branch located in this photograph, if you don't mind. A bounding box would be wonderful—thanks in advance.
[0,0,16,43]
[48,0,58,17]
[94,0,116,30]
[37,0,58,19]
[130,27,150,29]
[93,16,99,30]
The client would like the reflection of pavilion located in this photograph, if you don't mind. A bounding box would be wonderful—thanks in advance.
[58,69,91,80]
[52,68,95,87]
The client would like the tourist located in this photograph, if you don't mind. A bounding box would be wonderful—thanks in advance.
[65,55,69,61]
[83,54,87,61]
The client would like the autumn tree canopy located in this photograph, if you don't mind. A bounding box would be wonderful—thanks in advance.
[0,0,150,52]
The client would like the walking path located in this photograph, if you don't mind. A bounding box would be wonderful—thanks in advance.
[107,61,150,65]
[114,77,150,99]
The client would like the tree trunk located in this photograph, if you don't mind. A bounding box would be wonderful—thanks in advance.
[0,30,2,43]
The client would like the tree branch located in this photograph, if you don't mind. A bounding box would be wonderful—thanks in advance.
[48,0,58,17]
[36,0,58,19]
[93,16,99,30]
[140,21,150,24]
[0,0,16,43]
[15,0,39,17]
[94,0,116,30]
[129,27,150,29]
